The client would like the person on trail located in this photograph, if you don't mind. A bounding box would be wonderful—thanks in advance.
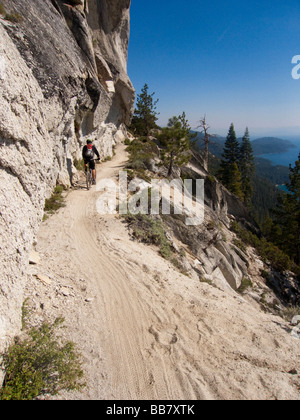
[82,140,100,185]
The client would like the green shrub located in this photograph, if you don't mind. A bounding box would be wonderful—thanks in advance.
[199,277,213,286]
[123,168,152,184]
[160,241,172,259]
[0,3,6,15]
[103,155,112,162]
[124,214,171,259]
[44,185,66,214]
[128,159,147,171]
[5,12,23,23]
[126,138,158,171]
[230,221,291,273]
[238,277,253,294]
[206,175,216,183]
[232,238,247,254]
[73,158,85,171]
[0,4,24,22]
[21,299,30,331]
[0,318,85,400]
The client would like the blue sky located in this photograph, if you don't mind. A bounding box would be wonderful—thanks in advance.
[128,0,300,138]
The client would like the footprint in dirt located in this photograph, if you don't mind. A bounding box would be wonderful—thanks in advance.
[149,324,179,349]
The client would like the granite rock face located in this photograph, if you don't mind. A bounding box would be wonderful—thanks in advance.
[0,0,134,348]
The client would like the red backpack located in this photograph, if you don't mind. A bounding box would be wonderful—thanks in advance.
[84,144,94,159]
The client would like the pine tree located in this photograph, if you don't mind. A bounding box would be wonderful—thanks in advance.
[159,112,192,177]
[130,84,159,137]
[227,162,244,200]
[261,213,282,244]
[219,123,243,199]
[273,154,300,264]
[240,127,255,207]
[222,123,240,164]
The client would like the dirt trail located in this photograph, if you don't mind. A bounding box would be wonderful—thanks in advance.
[28,143,300,400]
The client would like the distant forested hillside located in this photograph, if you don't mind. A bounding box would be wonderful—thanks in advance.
[251,137,296,155]
[207,153,283,223]
[254,157,289,185]
[195,132,294,221]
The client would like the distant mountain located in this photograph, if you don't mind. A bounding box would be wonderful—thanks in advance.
[194,132,296,158]
[251,137,296,155]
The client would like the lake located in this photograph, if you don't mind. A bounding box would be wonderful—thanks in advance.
[259,139,300,167]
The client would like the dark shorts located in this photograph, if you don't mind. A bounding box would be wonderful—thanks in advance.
[84,159,95,170]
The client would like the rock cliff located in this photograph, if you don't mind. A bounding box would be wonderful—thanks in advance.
[0,0,134,348]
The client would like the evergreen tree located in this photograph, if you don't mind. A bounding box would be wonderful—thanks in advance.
[261,213,282,244]
[219,123,243,199]
[273,154,300,264]
[159,112,192,177]
[240,127,255,206]
[222,123,240,164]
[227,162,244,200]
[130,84,159,137]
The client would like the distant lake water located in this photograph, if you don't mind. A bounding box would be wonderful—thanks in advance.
[259,139,300,167]
[278,184,289,193]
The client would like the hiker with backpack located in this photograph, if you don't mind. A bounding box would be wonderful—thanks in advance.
[82,140,101,185]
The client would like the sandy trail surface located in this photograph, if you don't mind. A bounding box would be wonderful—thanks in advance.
[27,144,300,400]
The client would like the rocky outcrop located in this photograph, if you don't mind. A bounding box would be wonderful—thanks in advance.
[128,148,261,294]
[0,0,134,349]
